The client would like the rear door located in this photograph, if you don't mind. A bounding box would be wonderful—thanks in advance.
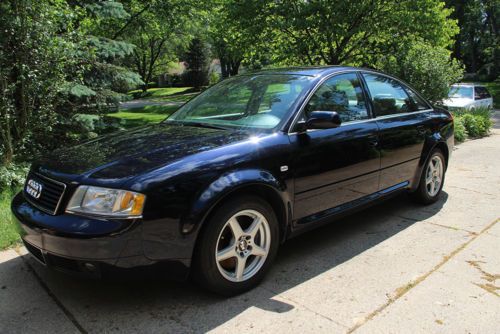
[289,72,380,223]
[361,72,433,190]
[475,86,493,108]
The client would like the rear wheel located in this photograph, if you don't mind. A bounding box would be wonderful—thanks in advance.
[412,149,446,204]
[193,196,279,296]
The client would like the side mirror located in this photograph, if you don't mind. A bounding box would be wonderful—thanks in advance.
[303,111,342,130]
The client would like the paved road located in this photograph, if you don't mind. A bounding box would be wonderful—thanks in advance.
[492,109,500,129]
[1,132,499,333]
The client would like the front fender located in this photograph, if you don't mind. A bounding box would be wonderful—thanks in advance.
[181,168,290,235]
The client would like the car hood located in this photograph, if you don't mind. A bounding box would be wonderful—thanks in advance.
[442,97,472,108]
[34,124,251,181]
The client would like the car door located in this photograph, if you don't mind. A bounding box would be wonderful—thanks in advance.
[289,72,380,223]
[361,72,433,190]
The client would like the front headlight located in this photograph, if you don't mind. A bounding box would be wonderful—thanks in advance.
[66,186,146,218]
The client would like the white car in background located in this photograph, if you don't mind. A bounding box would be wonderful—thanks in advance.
[443,83,493,111]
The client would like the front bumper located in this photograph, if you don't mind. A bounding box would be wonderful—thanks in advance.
[11,192,190,279]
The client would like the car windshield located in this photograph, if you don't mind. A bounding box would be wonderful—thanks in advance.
[166,74,314,130]
[448,86,473,99]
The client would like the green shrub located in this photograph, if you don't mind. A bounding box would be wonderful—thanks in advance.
[0,163,29,190]
[453,116,467,143]
[461,113,490,138]
[451,106,492,141]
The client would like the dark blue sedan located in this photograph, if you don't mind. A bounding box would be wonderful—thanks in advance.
[12,66,454,295]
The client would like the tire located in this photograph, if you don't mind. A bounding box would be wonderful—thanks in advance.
[412,149,446,205]
[192,195,280,296]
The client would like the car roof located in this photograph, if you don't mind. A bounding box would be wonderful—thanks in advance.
[451,83,485,88]
[249,65,367,77]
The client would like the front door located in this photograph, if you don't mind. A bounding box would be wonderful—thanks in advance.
[289,72,380,223]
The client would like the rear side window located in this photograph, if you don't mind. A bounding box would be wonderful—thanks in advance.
[475,86,491,100]
[363,74,412,116]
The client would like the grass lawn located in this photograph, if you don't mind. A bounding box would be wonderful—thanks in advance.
[107,105,180,128]
[128,87,197,103]
[108,87,199,127]
[0,188,20,250]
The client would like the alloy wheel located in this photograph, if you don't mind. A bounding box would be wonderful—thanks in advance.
[425,155,444,197]
[215,209,271,282]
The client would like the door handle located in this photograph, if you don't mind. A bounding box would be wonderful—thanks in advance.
[367,136,378,147]
[416,125,426,135]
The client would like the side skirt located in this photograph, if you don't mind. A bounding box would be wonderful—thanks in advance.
[289,181,409,238]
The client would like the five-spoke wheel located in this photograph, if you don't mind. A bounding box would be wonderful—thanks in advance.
[193,196,279,296]
[413,149,446,204]
[215,210,271,282]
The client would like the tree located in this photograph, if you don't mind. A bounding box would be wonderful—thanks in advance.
[445,0,499,79]
[209,1,246,78]
[378,40,464,103]
[113,0,204,91]
[183,38,208,89]
[228,0,458,66]
[0,0,142,165]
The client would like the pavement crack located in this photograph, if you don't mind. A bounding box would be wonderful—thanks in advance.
[347,217,499,334]
[425,221,477,236]
[15,250,88,334]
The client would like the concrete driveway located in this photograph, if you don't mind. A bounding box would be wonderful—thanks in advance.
[1,131,499,334]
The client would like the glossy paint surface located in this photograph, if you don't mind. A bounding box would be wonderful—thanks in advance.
[12,66,454,275]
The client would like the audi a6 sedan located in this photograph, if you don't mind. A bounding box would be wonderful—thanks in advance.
[12,66,453,295]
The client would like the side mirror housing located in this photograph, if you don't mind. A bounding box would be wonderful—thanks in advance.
[303,111,342,130]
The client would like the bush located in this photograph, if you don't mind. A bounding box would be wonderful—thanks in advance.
[452,106,492,141]
[0,163,29,190]
[378,40,464,103]
[453,116,467,143]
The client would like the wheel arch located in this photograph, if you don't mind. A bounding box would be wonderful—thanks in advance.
[183,169,292,254]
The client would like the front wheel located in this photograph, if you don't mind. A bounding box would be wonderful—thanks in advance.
[412,149,446,204]
[192,196,279,296]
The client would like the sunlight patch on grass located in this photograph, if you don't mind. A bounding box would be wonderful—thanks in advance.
[0,188,20,250]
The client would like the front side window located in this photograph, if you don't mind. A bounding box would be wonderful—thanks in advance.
[167,74,314,130]
[304,73,369,123]
[449,86,473,99]
[363,73,413,116]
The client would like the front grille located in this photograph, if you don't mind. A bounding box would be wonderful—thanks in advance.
[24,172,66,215]
[23,240,45,264]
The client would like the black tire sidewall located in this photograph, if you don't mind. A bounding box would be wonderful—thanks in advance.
[193,195,280,296]
[416,149,446,204]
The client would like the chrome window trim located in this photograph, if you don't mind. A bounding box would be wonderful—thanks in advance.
[287,69,434,135]
[288,109,433,136]
[24,172,67,215]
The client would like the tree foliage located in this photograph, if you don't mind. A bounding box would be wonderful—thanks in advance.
[114,0,204,91]
[0,0,141,165]
[227,0,458,66]
[378,40,464,103]
[183,38,209,89]
[446,0,499,79]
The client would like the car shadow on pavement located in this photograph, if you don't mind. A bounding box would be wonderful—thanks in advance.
[3,192,448,332]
